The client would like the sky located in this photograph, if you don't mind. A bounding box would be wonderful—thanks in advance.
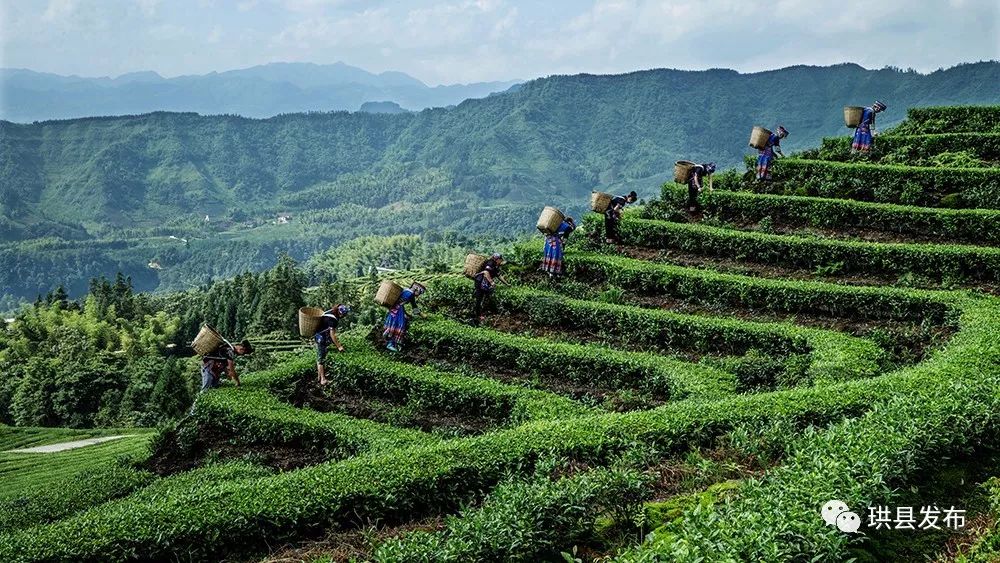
[1,0,997,85]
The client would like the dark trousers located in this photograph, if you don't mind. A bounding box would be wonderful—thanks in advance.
[473,286,490,318]
[687,180,699,209]
[604,214,620,241]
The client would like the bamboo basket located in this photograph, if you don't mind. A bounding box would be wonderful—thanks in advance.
[537,206,565,234]
[192,324,225,356]
[749,126,771,150]
[674,160,696,184]
[298,307,324,337]
[844,106,864,128]
[463,254,487,279]
[374,280,403,308]
[590,192,613,213]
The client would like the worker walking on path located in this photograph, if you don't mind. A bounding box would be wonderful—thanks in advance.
[852,101,887,152]
[384,283,426,352]
[756,126,788,181]
[473,253,507,325]
[542,217,575,278]
[604,191,638,244]
[315,304,350,385]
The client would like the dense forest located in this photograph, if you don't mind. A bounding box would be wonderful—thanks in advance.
[2,62,998,304]
[0,233,463,427]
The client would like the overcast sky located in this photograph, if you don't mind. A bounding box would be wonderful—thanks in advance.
[2,0,997,85]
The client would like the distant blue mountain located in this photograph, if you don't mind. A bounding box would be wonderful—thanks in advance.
[0,62,521,122]
[358,101,410,114]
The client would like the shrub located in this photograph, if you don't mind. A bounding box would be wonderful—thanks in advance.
[373,467,649,562]
[409,317,737,400]
[2,294,994,562]
[717,157,1000,209]
[427,277,885,385]
[813,134,1000,165]
[557,246,953,323]
[603,214,1000,284]
[621,299,1000,561]
[657,185,1000,247]
[892,106,1000,135]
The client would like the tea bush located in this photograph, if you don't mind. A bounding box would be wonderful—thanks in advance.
[599,214,1000,284]
[374,467,649,562]
[730,158,1000,209]
[657,185,1000,247]
[2,293,992,562]
[409,318,737,400]
[813,133,1000,165]
[892,105,1000,135]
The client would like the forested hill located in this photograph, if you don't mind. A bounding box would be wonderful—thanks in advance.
[1,62,998,303]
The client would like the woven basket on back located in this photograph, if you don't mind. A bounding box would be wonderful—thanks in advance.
[749,126,772,150]
[463,254,487,279]
[674,160,696,184]
[536,206,565,234]
[844,106,864,128]
[192,324,225,356]
[298,307,324,337]
[374,280,403,308]
[591,192,613,213]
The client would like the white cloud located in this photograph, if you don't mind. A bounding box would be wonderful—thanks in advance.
[3,0,997,84]
[41,0,78,22]
[136,0,161,18]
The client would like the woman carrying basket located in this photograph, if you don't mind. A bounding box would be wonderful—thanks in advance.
[686,163,716,213]
[383,282,426,352]
[852,101,887,152]
[756,126,788,182]
[473,253,507,325]
[541,217,576,278]
[604,191,638,244]
[315,304,350,385]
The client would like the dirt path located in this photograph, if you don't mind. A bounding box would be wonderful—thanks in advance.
[4,435,135,454]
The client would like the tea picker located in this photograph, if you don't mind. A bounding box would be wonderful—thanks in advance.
[604,191,638,244]
[379,281,427,352]
[472,253,508,325]
[751,125,788,181]
[849,101,887,153]
[191,324,253,393]
[303,305,351,385]
[689,163,716,213]
[541,217,576,278]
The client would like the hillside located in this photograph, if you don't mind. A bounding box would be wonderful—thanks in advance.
[1,105,999,561]
[2,62,999,302]
[0,62,520,121]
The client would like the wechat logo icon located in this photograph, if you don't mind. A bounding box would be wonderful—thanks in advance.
[822,500,861,533]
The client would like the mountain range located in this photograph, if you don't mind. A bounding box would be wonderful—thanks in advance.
[1,61,998,304]
[0,62,521,122]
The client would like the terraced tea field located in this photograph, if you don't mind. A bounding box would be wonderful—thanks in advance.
[2,105,1000,562]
